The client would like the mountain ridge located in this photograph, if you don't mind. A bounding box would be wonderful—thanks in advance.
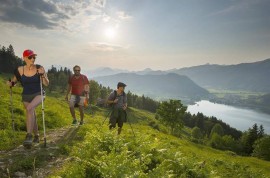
[94,72,209,102]
[171,58,270,92]
[89,58,270,92]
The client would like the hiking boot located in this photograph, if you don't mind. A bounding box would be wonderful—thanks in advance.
[23,133,32,147]
[72,119,77,125]
[118,128,122,135]
[33,135,40,143]
[79,121,84,125]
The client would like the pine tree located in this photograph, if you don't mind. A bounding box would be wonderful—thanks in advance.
[258,125,265,138]
[241,123,260,155]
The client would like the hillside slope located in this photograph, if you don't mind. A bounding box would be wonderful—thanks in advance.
[0,74,269,177]
[49,108,270,178]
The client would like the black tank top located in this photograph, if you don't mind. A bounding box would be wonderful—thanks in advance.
[21,66,41,95]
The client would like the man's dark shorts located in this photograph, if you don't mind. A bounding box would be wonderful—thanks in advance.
[109,108,126,128]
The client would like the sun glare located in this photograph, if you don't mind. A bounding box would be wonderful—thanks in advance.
[104,27,116,39]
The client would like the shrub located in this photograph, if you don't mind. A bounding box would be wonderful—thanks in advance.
[252,136,270,161]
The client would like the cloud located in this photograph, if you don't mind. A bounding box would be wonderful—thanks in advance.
[116,11,132,20]
[0,0,107,30]
[0,0,69,29]
[92,0,106,8]
[0,0,133,35]
[102,14,111,22]
[87,42,128,52]
[210,0,269,17]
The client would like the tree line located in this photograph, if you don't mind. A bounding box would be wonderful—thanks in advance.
[0,44,24,73]
[45,66,160,113]
[47,65,72,92]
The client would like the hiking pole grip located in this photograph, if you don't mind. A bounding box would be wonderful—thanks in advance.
[9,78,11,88]
[9,78,16,88]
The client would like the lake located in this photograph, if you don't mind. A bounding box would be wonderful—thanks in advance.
[187,100,270,134]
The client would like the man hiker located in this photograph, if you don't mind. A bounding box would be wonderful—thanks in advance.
[65,65,89,125]
[107,82,127,134]
[7,49,49,147]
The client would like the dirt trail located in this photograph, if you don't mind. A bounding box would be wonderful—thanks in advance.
[0,126,80,178]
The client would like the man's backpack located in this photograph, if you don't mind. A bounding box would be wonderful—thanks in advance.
[109,90,127,122]
[108,90,126,107]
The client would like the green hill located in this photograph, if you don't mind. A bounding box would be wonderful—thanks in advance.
[0,74,269,177]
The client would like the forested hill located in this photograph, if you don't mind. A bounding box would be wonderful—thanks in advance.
[170,58,270,92]
[94,73,209,101]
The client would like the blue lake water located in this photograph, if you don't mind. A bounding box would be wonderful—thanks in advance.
[187,100,270,134]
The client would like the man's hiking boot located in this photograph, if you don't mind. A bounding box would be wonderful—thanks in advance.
[79,121,84,125]
[23,133,32,148]
[72,119,77,125]
[33,135,40,143]
[118,128,122,135]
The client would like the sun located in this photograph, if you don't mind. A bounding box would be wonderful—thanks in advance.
[104,27,117,39]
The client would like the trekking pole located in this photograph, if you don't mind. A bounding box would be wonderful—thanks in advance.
[102,109,112,125]
[98,109,112,131]
[126,112,136,138]
[9,79,15,131]
[40,76,47,147]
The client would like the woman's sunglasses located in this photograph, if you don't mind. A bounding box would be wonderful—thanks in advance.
[28,56,36,60]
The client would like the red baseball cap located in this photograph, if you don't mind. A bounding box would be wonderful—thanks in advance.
[23,49,37,57]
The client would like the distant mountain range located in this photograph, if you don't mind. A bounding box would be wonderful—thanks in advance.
[170,59,270,92]
[94,73,209,102]
[90,58,270,93]
[87,67,166,77]
[86,67,129,78]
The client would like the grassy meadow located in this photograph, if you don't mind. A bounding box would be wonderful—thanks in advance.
[0,74,270,177]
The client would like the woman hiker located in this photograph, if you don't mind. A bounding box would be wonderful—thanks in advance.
[7,49,49,147]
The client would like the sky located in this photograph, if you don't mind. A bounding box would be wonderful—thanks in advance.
[0,0,270,71]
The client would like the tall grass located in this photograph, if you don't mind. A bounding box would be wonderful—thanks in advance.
[50,111,270,178]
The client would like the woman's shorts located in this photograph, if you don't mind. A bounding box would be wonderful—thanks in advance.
[22,92,41,103]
